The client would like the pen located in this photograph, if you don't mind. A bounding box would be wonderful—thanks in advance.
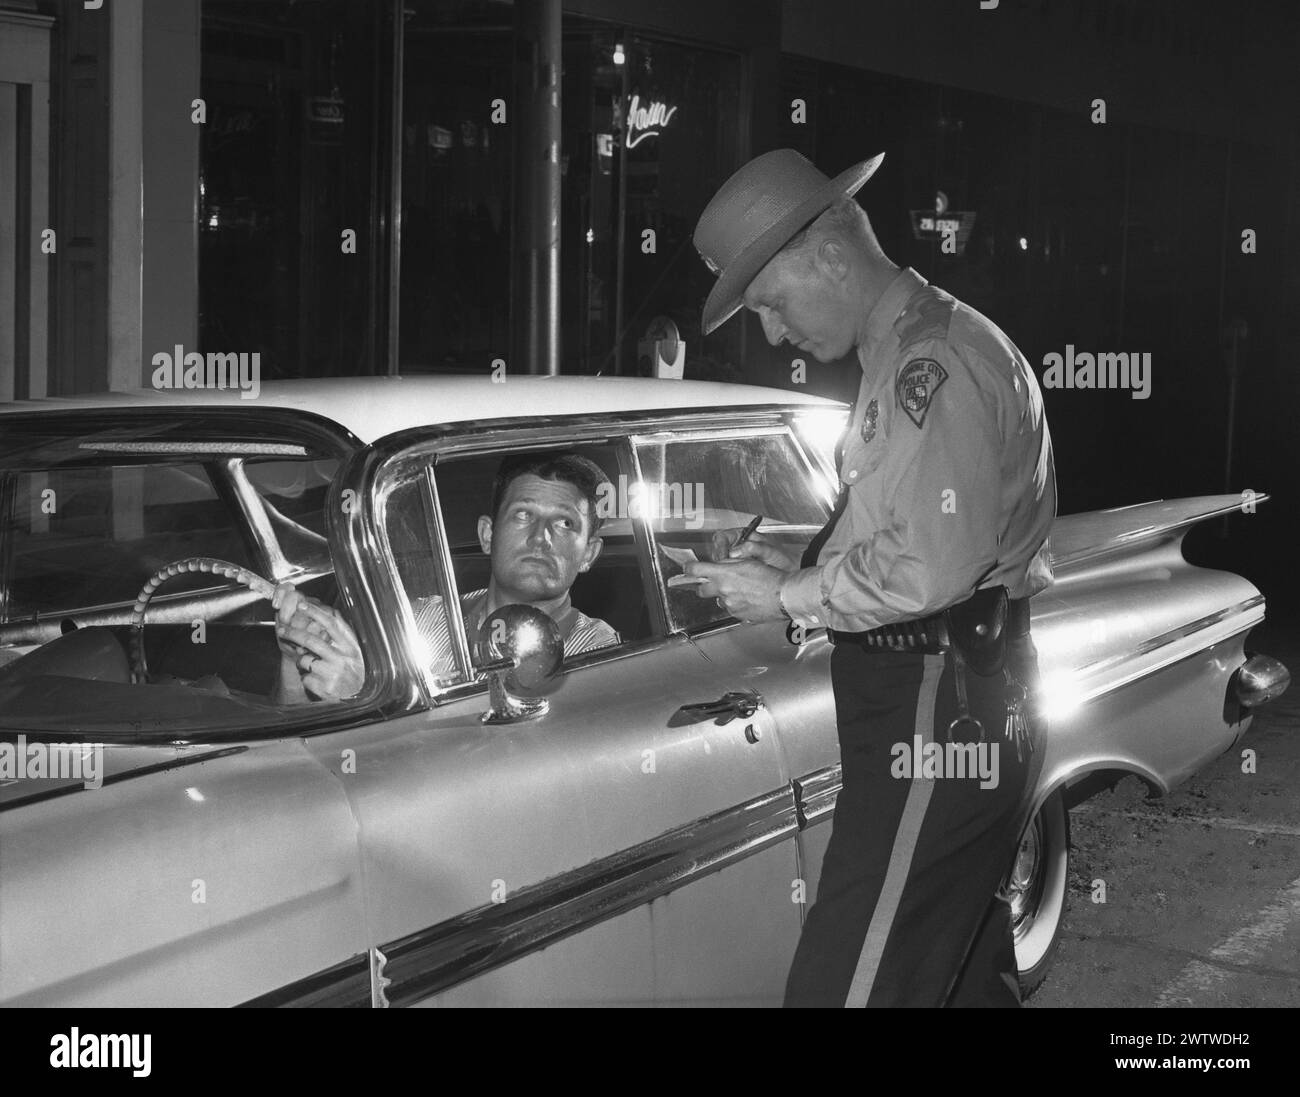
[732,514,763,551]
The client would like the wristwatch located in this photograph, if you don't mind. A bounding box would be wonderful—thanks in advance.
[777,581,794,622]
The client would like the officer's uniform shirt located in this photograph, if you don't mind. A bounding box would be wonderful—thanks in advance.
[780,267,1056,632]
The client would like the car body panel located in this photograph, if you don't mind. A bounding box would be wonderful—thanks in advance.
[0,382,1284,1006]
[313,632,801,1007]
[0,739,367,1006]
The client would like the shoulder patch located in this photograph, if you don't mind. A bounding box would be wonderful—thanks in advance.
[896,358,948,428]
[895,292,954,350]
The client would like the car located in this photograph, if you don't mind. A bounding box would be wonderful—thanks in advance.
[0,376,1289,1006]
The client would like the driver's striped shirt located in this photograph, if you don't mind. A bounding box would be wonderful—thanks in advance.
[412,588,619,678]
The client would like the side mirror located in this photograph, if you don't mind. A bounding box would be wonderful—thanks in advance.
[476,604,564,724]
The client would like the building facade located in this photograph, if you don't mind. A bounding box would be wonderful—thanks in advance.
[2,0,1297,572]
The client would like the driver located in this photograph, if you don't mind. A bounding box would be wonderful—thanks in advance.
[272,452,620,703]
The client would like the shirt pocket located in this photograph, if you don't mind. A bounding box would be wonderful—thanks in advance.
[838,402,891,488]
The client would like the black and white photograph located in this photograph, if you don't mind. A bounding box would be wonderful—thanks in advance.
[0,0,1296,1067]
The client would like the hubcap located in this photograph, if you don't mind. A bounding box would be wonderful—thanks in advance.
[1009,813,1044,941]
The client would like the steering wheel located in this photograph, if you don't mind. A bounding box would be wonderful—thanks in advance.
[130,557,277,685]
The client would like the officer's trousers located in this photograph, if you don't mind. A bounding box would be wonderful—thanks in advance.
[784,634,1045,1007]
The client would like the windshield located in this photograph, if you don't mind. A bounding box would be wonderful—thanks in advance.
[0,422,344,738]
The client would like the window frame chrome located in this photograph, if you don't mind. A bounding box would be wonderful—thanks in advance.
[360,406,820,706]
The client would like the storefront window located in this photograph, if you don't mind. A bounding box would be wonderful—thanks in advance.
[561,28,743,377]
[199,2,743,379]
[199,0,392,379]
[399,1,514,372]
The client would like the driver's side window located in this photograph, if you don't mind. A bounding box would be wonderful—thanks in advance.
[382,442,641,692]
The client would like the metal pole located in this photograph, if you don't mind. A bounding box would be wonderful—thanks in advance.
[612,35,629,376]
[1224,324,1240,489]
[1117,124,1132,346]
[385,0,404,375]
[511,0,561,375]
[1217,142,1235,538]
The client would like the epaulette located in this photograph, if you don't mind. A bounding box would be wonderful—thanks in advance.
[895,288,954,351]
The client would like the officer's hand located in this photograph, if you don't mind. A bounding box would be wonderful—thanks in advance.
[685,558,787,622]
[708,527,801,571]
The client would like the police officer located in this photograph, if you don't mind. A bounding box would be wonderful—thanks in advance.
[686,149,1057,1007]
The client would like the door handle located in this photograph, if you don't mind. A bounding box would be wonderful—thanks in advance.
[670,689,764,727]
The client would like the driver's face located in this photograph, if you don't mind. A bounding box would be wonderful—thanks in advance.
[478,474,602,604]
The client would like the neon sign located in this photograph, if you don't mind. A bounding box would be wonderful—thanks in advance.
[625,95,678,148]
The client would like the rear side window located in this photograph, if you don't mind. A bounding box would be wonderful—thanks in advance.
[634,430,830,632]
[4,463,254,617]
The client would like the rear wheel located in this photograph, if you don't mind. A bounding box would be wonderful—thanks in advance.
[1010,789,1070,998]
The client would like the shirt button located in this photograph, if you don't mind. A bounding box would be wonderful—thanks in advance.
[847,470,858,481]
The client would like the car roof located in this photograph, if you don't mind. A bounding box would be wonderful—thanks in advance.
[0,375,842,445]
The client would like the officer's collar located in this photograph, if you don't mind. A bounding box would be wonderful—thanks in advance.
[858,267,928,368]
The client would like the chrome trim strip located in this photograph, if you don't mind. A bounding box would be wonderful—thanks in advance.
[79,441,309,456]
[0,745,250,813]
[1065,595,1265,683]
[627,437,672,634]
[240,954,371,1009]
[0,406,360,463]
[1070,620,1262,712]
[629,424,789,445]
[423,465,472,684]
[793,764,842,827]
[242,784,800,1007]
[364,407,801,470]
[328,446,430,719]
[383,786,798,1005]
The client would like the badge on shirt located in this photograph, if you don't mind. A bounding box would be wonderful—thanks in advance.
[860,398,879,442]
[897,358,949,428]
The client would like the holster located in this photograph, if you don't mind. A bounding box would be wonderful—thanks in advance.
[943,585,1010,677]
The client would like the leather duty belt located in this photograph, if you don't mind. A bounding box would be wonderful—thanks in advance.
[827,588,1031,664]
[828,614,948,654]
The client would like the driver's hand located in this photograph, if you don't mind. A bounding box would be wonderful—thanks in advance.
[708,527,801,572]
[272,583,364,702]
[272,583,327,661]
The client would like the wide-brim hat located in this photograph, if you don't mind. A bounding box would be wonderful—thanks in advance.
[693,149,885,335]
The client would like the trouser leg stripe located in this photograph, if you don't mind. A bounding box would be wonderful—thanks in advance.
[843,653,945,1007]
